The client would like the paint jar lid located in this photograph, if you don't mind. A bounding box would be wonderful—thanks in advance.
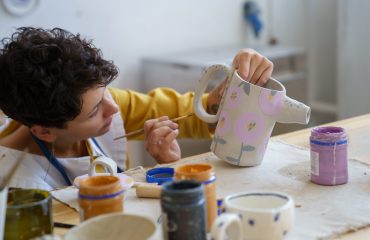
[146,167,174,185]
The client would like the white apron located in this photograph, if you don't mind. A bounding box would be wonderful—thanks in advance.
[0,104,127,191]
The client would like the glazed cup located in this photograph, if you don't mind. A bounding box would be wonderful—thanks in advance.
[5,189,53,239]
[211,191,294,240]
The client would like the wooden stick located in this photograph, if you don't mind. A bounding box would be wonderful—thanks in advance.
[113,113,194,141]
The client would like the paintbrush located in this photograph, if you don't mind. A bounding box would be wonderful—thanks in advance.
[114,113,194,141]
[0,150,27,191]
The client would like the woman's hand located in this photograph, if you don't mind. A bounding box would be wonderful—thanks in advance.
[144,116,181,164]
[206,48,273,115]
[232,48,273,86]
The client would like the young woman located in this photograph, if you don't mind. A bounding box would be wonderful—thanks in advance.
[0,27,273,190]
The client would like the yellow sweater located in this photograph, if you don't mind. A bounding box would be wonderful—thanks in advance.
[108,87,212,140]
[1,87,212,141]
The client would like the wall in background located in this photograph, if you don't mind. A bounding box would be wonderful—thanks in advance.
[337,0,370,119]
[0,0,338,167]
[0,0,251,90]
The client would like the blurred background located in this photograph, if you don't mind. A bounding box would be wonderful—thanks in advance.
[0,0,368,167]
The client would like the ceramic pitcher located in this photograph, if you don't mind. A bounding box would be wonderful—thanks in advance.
[193,64,310,166]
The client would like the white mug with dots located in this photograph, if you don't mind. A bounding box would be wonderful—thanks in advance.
[211,191,295,240]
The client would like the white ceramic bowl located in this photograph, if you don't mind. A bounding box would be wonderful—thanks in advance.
[64,213,158,240]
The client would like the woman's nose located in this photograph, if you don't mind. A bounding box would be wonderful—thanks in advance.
[103,98,119,117]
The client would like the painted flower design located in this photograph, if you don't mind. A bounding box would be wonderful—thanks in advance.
[225,85,243,109]
[259,89,284,115]
[234,112,265,145]
[216,111,231,137]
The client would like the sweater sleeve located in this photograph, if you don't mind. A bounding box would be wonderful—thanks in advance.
[108,87,213,140]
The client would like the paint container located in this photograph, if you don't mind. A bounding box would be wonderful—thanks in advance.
[78,175,124,221]
[161,180,206,240]
[310,126,348,185]
[146,167,174,185]
[174,163,217,232]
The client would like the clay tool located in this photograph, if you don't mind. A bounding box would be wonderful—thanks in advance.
[113,113,194,141]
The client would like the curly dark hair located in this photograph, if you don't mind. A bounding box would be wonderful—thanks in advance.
[0,27,118,128]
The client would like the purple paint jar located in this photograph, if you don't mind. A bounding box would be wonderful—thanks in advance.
[310,126,348,185]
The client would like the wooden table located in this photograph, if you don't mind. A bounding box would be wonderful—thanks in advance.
[53,113,370,239]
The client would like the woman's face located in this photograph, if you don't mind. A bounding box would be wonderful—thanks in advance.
[54,86,119,141]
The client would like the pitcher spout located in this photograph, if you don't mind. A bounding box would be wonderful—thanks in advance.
[274,96,311,124]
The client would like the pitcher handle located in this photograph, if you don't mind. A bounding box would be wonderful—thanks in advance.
[210,213,243,240]
[193,64,232,123]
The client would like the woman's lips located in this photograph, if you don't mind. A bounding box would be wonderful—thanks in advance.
[102,118,113,130]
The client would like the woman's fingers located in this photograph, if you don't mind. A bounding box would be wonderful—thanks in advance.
[150,126,179,144]
[232,48,273,86]
[250,57,273,86]
[233,50,252,81]
[255,64,273,86]
[247,54,264,84]
[144,116,170,133]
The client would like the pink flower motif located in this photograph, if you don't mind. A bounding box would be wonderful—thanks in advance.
[234,112,265,145]
[225,86,243,109]
[216,111,231,136]
[259,89,284,115]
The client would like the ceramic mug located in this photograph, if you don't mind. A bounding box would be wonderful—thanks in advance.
[211,191,294,240]
[88,156,117,177]
[65,213,159,240]
[193,64,310,166]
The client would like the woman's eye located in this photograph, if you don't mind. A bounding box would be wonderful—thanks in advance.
[89,106,100,118]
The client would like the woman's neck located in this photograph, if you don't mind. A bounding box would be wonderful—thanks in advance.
[51,139,89,158]
[0,125,89,158]
[28,134,89,158]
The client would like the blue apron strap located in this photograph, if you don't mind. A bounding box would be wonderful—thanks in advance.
[91,137,123,173]
[31,135,72,186]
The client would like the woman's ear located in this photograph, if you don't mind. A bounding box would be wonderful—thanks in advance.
[29,125,56,143]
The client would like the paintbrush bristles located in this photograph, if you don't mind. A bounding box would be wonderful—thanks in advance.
[114,113,194,141]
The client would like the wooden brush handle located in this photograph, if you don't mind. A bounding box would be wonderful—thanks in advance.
[135,184,161,199]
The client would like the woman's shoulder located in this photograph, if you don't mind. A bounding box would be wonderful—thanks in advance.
[0,119,22,138]
[0,120,31,151]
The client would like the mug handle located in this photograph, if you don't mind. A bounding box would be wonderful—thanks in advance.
[193,64,232,123]
[211,213,243,240]
[88,156,117,176]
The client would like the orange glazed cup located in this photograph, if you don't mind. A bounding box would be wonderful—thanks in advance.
[78,176,124,221]
[174,163,217,232]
